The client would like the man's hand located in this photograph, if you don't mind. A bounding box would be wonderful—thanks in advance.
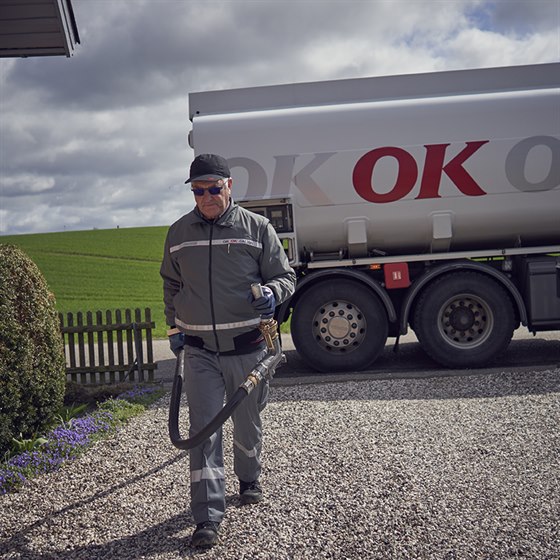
[249,285,276,318]
[169,332,186,356]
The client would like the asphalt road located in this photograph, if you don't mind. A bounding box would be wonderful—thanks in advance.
[154,330,560,387]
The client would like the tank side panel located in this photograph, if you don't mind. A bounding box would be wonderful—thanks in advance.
[191,88,560,255]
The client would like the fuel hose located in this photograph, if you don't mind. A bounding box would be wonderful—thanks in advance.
[168,284,284,450]
[168,349,249,449]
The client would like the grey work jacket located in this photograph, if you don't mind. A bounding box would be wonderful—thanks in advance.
[160,202,296,353]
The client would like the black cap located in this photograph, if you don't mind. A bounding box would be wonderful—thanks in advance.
[185,153,231,184]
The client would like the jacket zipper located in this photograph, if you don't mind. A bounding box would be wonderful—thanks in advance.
[208,221,220,354]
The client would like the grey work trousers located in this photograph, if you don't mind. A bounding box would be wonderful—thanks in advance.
[183,344,269,524]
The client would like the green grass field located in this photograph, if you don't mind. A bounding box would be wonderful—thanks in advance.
[1,227,170,338]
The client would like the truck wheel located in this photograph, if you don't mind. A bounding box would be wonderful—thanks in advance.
[412,272,515,368]
[291,279,388,372]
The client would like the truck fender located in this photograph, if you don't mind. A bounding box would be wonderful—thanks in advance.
[400,260,528,334]
[277,268,397,324]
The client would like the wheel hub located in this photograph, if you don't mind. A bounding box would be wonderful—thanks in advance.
[327,316,351,339]
[312,301,366,353]
[439,295,492,348]
[448,306,476,330]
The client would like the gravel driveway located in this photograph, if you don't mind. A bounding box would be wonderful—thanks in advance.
[1,368,559,560]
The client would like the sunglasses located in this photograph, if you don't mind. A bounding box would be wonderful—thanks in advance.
[191,185,225,196]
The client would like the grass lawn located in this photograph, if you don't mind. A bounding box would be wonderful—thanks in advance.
[0,226,170,338]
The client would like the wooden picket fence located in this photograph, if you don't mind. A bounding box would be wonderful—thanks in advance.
[59,308,157,385]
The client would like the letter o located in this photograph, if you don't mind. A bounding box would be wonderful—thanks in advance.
[353,147,418,203]
[227,157,268,198]
[505,135,560,192]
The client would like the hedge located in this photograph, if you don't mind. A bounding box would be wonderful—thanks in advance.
[0,244,66,455]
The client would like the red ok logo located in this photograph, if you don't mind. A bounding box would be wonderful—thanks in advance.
[352,141,489,203]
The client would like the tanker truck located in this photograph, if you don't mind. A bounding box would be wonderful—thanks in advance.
[188,62,560,372]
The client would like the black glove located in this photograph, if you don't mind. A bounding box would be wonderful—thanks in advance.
[248,285,276,318]
[169,332,186,356]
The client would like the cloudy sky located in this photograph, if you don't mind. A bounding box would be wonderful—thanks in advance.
[0,0,558,235]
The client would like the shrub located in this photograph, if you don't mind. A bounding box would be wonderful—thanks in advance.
[0,245,66,456]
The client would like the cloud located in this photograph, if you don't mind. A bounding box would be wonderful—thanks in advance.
[0,0,558,235]
[446,26,559,68]
[1,175,55,197]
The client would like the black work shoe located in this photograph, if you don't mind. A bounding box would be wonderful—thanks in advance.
[239,479,263,504]
[191,521,219,548]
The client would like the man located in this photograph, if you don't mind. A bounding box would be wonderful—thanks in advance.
[160,153,296,548]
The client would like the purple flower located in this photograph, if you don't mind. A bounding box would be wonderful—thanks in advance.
[117,385,157,401]
[0,468,27,494]
[1,390,154,494]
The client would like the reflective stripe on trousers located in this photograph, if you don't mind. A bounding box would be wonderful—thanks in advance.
[183,344,269,523]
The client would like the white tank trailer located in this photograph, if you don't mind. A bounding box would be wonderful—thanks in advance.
[189,63,560,372]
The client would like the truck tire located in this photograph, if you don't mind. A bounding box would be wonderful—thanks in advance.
[412,272,515,368]
[291,279,388,372]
